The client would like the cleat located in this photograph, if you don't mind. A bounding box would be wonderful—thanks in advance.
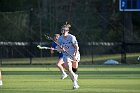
[73,80,79,89]
[61,74,68,80]
[73,85,80,89]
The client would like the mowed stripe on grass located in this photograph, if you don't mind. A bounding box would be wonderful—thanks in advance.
[0,65,140,93]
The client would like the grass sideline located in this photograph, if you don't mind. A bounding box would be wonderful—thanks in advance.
[0,65,140,93]
[1,53,140,65]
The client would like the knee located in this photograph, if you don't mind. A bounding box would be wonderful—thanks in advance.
[56,63,61,67]
[68,68,72,72]
[72,67,78,73]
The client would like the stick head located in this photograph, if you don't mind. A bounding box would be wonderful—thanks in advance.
[44,34,53,41]
[37,45,41,49]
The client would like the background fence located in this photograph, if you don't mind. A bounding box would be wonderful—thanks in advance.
[0,0,140,65]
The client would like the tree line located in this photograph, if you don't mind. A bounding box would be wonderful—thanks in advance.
[0,0,140,43]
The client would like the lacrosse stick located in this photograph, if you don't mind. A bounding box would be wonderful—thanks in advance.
[37,45,57,50]
[44,34,76,60]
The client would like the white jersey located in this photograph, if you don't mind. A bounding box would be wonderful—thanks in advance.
[58,34,80,62]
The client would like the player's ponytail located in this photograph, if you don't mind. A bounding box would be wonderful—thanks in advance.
[63,21,71,28]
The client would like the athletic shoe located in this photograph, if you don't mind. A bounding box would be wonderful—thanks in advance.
[73,80,79,89]
[73,84,80,89]
[61,74,68,80]
[0,80,2,86]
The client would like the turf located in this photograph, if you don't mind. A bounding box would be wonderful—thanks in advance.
[0,65,140,93]
[1,53,140,65]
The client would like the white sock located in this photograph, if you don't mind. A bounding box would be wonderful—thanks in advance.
[73,80,78,86]
[61,70,67,75]
[69,71,77,82]
[0,80,2,86]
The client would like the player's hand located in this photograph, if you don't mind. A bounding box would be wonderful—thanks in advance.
[73,55,77,62]
[57,46,66,52]
[62,47,66,52]
[56,47,62,52]
[51,47,55,50]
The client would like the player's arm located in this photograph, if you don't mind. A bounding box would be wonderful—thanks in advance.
[50,43,56,56]
[50,47,54,55]
[72,36,79,61]
[72,36,79,55]
[73,44,79,57]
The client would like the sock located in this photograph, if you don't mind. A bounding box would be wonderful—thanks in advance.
[69,69,77,82]
[72,67,77,73]
[61,70,67,75]
[73,80,78,86]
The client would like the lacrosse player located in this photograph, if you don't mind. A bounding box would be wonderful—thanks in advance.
[50,34,68,80]
[37,34,68,80]
[58,22,80,89]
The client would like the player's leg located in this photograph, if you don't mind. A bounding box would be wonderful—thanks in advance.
[72,62,78,73]
[65,60,79,89]
[72,53,80,73]
[72,61,79,81]
[0,70,2,86]
[56,58,68,79]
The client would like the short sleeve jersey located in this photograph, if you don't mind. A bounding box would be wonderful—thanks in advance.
[58,34,78,56]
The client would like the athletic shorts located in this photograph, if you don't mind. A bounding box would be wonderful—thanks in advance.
[63,54,80,63]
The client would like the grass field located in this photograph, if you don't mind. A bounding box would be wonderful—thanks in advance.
[1,53,140,65]
[0,64,140,93]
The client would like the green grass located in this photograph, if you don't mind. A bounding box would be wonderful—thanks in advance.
[1,53,140,65]
[0,65,140,93]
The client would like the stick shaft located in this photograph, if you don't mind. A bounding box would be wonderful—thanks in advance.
[45,35,74,58]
